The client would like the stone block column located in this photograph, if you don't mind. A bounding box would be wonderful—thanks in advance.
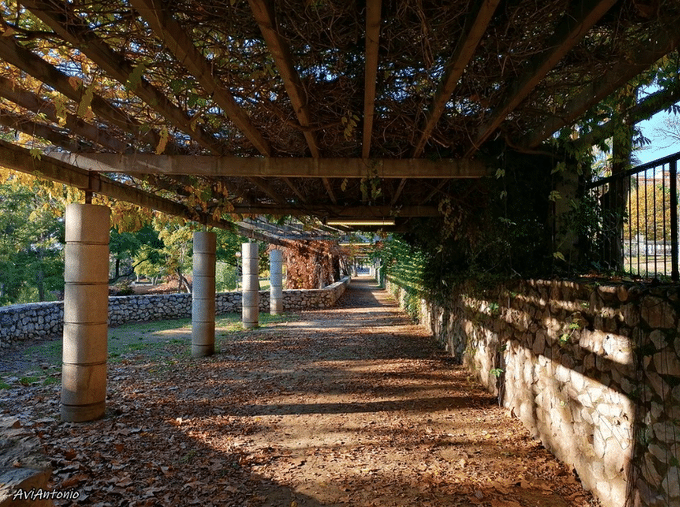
[242,242,259,329]
[192,231,216,357]
[270,249,283,315]
[61,204,109,422]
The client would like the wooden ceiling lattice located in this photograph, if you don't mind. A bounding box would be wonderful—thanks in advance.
[0,0,679,230]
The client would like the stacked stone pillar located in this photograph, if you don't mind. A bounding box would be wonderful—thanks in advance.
[270,249,283,315]
[242,242,259,329]
[192,231,216,357]
[61,204,110,422]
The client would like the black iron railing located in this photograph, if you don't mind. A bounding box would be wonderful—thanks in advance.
[586,151,680,281]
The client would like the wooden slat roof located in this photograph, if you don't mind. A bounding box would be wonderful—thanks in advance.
[0,0,679,230]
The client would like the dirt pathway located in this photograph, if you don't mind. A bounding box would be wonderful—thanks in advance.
[1,277,599,506]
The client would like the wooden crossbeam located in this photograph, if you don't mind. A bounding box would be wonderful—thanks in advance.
[362,0,382,159]
[572,81,680,151]
[322,178,338,205]
[421,180,448,204]
[129,0,271,156]
[55,153,489,179]
[0,139,286,245]
[22,1,284,203]
[0,36,166,152]
[413,0,501,157]
[248,0,320,157]
[521,28,680,148]
[246,0,341,204]
[0,76,128,152]
[23,0,224,154]
[0,108,87,151]
[228,205,440,218]
[466,0,618,157]
[281,177,307,203]
[390,178,407,206]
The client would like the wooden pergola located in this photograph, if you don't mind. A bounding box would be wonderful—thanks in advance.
[0,0,679,231]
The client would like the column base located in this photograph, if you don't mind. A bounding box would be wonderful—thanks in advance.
[192,344,216,357]
[60,401,105,422]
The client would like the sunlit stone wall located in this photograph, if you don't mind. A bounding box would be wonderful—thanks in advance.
[386,277,680,507]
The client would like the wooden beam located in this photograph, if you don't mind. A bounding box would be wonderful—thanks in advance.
[247,0,320,158]
[413,0,501,157]
[128,0,271,156]
[0,109,86,151]
[421,180,448,204]
[56,154,490,179]
[521,28,680,148]
[466,0,618,157]
[227,205,440,218]
[0,139,286,245]
[23,0,225,154]
[322,178,338,205]
[0,36,166,151]
[0,138,219,224]
[250,176,287,205]
[572,81,680,151]
[390,178,407,206]
[17,1,279,201]
[0,76,128,152]
[281,177,307,203]
[246,0,342,205]
[362,0,382,159]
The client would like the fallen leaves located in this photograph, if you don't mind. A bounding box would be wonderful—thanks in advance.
[1,283,600,507]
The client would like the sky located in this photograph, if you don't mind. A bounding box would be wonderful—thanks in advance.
[635,106,680,165]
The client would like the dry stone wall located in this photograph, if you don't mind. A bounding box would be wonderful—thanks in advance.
[386,277,680,507]
[0,277,350,349]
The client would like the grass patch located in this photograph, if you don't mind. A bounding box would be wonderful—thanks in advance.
[0,381,11,389]
[114,318,192,334]
[24,340,61,365]
[19,376,40,386]
[7,312,300,377]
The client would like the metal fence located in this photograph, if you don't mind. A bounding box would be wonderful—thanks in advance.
[586,151,679,281]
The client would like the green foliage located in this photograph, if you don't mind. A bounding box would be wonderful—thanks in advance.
[110,225,164,283]
[393,150,559,299]
[371,237,425,320]
[216,261,239,291]
[0,180,65,304]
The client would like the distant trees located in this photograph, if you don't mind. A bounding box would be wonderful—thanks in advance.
[109,225,165,283]
[0,180,65,304]
[0,171,253,304]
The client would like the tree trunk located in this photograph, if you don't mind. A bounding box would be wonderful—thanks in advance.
[603,87,635,271]
[36,269,45,302]
[176,268,192,293]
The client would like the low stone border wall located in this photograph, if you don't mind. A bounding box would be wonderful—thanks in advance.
[386,277,680,507]
[0,276,350,349]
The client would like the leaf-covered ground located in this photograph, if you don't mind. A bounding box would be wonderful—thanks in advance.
[0,278,600,506]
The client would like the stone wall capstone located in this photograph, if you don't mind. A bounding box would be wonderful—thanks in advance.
[0,277,350,349]
[386,276,680,507]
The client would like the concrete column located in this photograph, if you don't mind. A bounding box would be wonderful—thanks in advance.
[192,231,216,357]
[270,249,283,315]
[61,203,110,422]
[242,242,259,329]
